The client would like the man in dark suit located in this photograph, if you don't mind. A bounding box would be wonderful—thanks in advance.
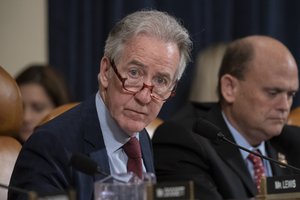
[8,10,192,200]
[152,35,300,200]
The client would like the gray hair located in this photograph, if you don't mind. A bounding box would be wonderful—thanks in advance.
[104,10,192,80]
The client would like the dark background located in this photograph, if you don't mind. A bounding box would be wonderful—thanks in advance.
[48,0,300,120]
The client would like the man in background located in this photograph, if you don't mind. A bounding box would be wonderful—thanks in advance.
[153,35,300,199]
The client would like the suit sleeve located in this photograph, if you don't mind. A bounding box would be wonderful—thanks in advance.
[8,129,72,200]
[152,121,223,200]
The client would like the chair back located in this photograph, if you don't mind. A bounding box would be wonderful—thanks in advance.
[39,102,79,126]
[0,137,22,198]
[0,66,22,199]
[287,107,300,126]
[146,118,163,138]
[0,66,23,137]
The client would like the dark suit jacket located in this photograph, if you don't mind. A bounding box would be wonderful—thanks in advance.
[8,94,154,200]
[152,102,300,200]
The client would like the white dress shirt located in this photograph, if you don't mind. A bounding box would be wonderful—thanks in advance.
[222,112,272,180]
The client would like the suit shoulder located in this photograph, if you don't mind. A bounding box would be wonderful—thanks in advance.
[171,101,216,121]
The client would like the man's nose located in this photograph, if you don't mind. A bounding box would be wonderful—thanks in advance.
[134,83,154,104]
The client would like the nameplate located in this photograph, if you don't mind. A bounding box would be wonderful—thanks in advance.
[266,175,300,194]
[147,181,194,200]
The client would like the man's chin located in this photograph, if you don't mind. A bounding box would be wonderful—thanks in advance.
[123,121,146,135]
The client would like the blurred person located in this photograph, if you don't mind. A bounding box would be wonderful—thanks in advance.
[152,35,300,199]
[15,65,71,144]
[9,10,192,200]
[189,43,227,103]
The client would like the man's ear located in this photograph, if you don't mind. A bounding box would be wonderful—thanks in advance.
[220,74,239,103]
[98,57,110,88]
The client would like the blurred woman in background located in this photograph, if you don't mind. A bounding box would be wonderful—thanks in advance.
[15,64,71,143]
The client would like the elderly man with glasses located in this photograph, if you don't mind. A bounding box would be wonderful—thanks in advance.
[8,10,192,200]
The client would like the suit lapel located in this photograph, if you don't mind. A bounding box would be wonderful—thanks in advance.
[140,130,155,173]
[205,104,257,196]
[265,141,287,176]
[219,143,257,195]
[80,94,154,178]
[81,95,110,181]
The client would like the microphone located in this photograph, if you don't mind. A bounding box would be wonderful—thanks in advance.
[69,153,130,183]
[193,118,300,173]
[69,153,109,176]
[0,182,38,200]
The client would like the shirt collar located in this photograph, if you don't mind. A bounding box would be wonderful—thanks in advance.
[95,92,138,154]
[221,112,267,160]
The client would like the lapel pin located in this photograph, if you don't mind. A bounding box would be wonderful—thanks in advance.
[278,152,287,168]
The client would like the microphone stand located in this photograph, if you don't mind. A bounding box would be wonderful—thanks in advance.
[217,132,300,173]
[0,183,38,200]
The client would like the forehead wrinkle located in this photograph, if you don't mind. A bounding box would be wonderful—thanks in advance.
[120,35,179,80]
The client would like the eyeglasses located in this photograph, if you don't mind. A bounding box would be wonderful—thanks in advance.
[110,59,177,102]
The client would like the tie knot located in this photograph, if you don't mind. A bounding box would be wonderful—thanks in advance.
[248,151,262,165]
[123,137,142,159]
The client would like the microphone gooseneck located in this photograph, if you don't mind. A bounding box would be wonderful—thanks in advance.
[0,183,38,200]
[193,118,222,141]
[69,153,129,183]
[193,118,300,173]
[69,153,109,176]
[0,183,31,194]
[219,133,300,173]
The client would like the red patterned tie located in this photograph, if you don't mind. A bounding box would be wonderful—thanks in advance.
[123,137,143,178]
[247,151,266,193]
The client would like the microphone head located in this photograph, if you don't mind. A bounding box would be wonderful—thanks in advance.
[192,118,223,142]
[69,153,98,175]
